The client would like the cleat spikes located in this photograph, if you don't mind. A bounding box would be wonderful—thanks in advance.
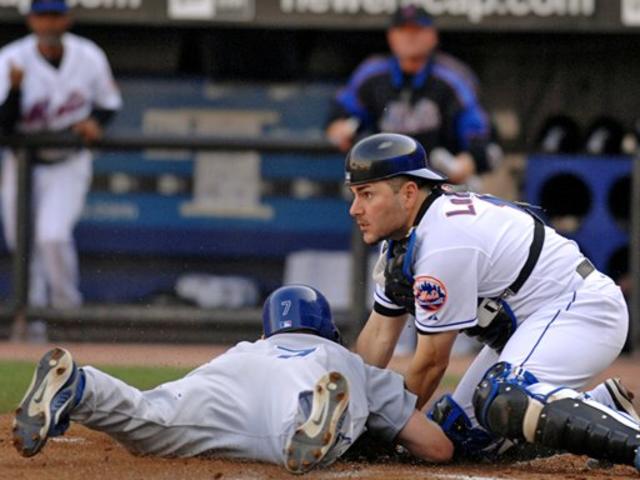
[51,349,64,360]
[284,371,350,474]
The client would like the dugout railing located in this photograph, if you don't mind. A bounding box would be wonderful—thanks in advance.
[0,134,638,349]
[0,134,370,345]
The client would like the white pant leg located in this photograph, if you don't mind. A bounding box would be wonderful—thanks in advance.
[450,274,627,428]
[28,247,48,307]
[1,152,90,306]
[33,151,92,244]
[1,153,17,250]
[73,364,301,463]
[500,273,627,389]
[451,345,498,423]
[39,240,81,307]
[33,152,91,306]
[72,367,225,458]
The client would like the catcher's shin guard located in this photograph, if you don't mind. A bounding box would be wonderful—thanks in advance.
[533,396,640,467]
[472,362,640,468]
[472,361,538,441]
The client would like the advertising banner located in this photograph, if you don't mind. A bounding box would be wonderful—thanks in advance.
[0,1,638,32]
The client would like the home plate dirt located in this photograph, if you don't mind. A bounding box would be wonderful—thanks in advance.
[2,341,638,479]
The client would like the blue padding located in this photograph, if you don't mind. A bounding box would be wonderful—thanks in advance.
[526,155,631,271]
[402,228,417,283]
[75,225,348,257]
[427,394,497,458]
[93,153,194,176]
[260,154,344,180]
[498,299,518,335]
[112,78,337,129]
[82,194,348,230]
[476,361,538,430]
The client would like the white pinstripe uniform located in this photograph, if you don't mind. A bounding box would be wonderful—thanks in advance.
[0,33,122,306]
[374,188,629,425]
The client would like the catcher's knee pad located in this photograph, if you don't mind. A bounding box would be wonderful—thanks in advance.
[428,394,496,458]
[472,361,539,440]
[535,395,640,466]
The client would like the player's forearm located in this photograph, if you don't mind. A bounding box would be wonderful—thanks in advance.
[397,411,453,463]
[355,311,407,368]
[355,326,396,368]
[405,362,448,410]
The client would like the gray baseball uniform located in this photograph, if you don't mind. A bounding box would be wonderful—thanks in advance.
[70,333,417,464]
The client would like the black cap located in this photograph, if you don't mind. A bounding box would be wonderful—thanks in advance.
[390,5,434,28]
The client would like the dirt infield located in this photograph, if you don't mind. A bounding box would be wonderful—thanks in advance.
[1,342,639,479]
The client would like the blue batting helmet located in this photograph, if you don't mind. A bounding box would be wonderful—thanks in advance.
[262,285,341,343]
[345,133,447,186]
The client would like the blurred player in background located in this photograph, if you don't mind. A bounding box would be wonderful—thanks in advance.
[345,133,640,472]
[12,285,452,474]
[326,5,500,186]
[0,0,122,317]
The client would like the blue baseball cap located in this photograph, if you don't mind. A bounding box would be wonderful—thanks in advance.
[390,5,434,28]
[30,0,69,14]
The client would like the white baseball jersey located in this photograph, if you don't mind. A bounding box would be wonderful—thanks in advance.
[374,188,629,425]
[375,189,602,332]
[0,32,121,307]
[71,334,417,463]
[0,33,122,132]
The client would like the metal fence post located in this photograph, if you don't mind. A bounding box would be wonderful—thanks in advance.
[350,223,369,330]
[631,154,640,350]
[10,147,34,340]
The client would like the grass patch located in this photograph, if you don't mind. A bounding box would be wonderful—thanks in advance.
[440,374,460,391]
[0,360,191,414]
[0,360,462,415]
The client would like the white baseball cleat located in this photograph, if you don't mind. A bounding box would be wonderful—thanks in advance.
[604,378,640,423]
[12,347,84,457]
[284,371,350,475]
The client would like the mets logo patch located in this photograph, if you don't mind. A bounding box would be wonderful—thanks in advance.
[413,276,447,312]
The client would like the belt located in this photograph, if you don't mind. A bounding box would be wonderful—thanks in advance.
[576,258,595,279]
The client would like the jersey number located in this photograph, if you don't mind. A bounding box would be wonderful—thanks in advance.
[281,300,292,316]
[445,192,520,217]
[445,196,476,217]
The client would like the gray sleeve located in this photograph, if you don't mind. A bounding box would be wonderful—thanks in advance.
[363,364,417,442]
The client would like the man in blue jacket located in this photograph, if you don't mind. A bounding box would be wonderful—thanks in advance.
[326,5,498,184]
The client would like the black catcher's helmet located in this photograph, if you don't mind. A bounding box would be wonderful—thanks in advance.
[345,133,447,186]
